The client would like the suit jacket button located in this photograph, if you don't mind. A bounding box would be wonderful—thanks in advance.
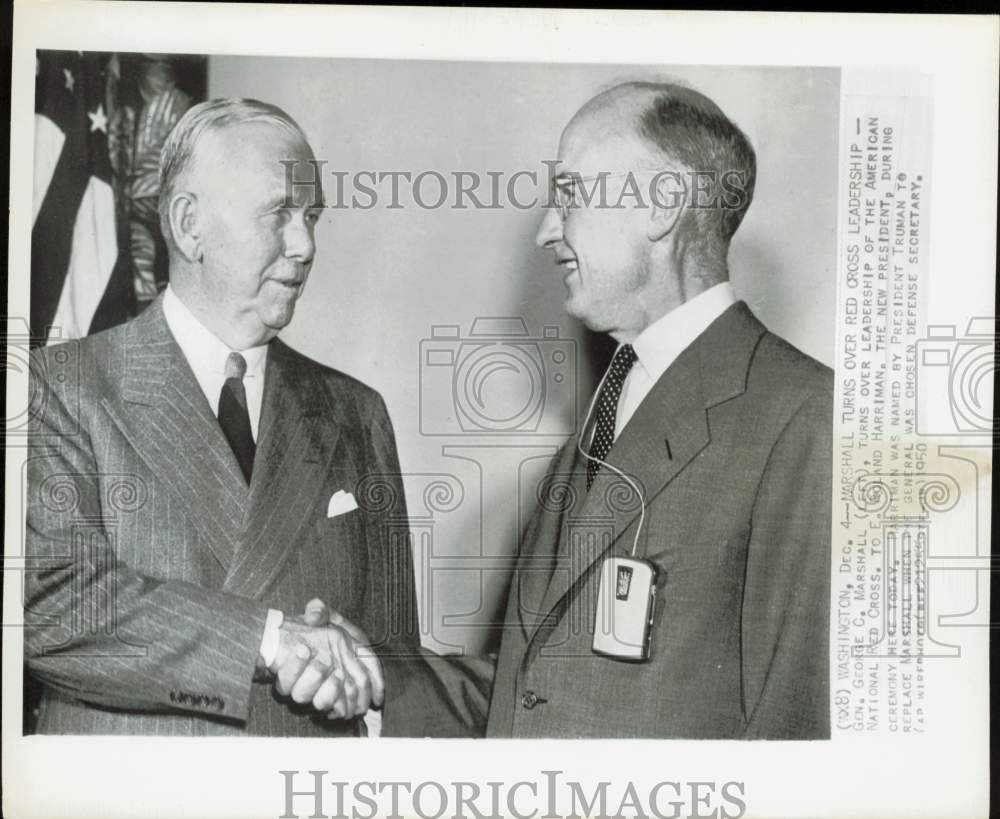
[521,691,539,710]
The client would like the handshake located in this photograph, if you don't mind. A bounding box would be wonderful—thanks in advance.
[264,599,384,720]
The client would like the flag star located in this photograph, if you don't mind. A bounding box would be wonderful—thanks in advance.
[88,104,108,133]
[64,68,75,92]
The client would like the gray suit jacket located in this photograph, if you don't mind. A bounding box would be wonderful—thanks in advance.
[25,296,418,735]
[386,302,832,739]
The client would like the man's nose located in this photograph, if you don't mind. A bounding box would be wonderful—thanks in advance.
[535,205,563,249]
[284,216,316,264]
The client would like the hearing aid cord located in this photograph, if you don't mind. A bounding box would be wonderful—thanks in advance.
[575,353,646,558]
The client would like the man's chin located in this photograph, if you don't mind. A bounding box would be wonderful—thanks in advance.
[563,296,597,329]
[567,308,615,337]
[260,304,296,335]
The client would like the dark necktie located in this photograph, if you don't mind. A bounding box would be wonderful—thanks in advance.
[218,352,255,484]
[587,344,638,489]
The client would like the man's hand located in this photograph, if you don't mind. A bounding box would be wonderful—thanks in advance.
[302,598,370,643]
[300,599,384,720]
[269,615,383,720]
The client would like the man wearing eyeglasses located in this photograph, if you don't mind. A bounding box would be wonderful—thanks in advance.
[309,81,833,739]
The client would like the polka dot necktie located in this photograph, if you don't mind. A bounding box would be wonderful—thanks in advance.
[218,352,255,484]
[587,344,638,489]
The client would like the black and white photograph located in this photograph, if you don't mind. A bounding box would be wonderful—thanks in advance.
[22,52,837,741]
[3,4,995,819]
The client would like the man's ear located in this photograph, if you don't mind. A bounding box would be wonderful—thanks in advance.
[646,170,686,242]
[167,192,203,263]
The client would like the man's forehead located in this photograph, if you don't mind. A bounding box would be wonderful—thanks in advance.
[556,123,655,175]
[193,123,318,201]
[556,87,660,171]
[198,122,314,171]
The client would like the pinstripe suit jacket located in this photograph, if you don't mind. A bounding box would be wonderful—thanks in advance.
[25,296,418,736]
[385,302,833,739]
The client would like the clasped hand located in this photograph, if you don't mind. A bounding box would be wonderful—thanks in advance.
[268,599,384,720]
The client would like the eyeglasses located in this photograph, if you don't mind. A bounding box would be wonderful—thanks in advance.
[549,171,673,220]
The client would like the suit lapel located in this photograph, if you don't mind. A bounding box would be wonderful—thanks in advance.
[102,298,249,571]
[222,340,346,598]
[515,441,584,638]
[534,302,766,629]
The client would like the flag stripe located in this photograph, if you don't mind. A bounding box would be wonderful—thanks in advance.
[32,114,65,225]
[48,177,119,344]
[31,51,126,347]
[30,120,94,339]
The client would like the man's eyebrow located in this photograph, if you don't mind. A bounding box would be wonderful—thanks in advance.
[263,195,326,210]
[262,195,289,210]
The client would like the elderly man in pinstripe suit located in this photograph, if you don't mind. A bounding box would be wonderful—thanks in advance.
[25,99,414,736]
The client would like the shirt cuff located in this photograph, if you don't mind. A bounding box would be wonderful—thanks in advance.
[363,708,382,738]
[258,608,284,669]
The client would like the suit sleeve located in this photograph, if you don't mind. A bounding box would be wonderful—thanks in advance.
[380,649,496,738]
[356,393,420,652]
[24,349,269,724]
[361,394,495,737]
[741,388,832,739]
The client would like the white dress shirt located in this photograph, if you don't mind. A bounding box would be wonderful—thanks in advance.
[162,285,268,441]
[614,281,737,436]
[162,286,379,735]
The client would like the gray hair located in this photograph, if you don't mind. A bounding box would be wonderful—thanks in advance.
[632,82,756,268]
[582,81,756,272]
[158,98,311,238]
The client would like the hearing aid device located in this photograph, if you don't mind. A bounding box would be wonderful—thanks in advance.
[592,556,657,661]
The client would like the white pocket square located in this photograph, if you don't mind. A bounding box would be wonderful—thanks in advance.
[327,490,358,518]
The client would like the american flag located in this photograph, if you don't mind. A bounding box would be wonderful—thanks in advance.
[31,51,134,347]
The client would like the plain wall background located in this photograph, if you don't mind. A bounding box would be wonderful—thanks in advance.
[210,58,839,652]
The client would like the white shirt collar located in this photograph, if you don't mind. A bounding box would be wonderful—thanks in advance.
[162,285,268,380]
[630,281,737,383]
